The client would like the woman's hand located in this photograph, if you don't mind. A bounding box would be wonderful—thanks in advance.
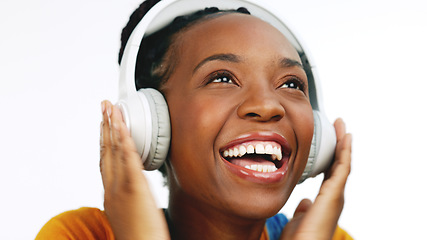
[100,100,170,240]
[281,118,352,240]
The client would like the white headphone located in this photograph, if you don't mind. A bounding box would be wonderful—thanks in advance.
[117,0,336,183]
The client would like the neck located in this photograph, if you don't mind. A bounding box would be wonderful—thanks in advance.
[166,189,267,240]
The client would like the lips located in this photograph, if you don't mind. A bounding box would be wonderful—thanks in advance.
[222,141,285,172]
[220,132,291,183]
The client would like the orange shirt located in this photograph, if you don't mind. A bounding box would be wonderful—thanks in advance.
[36,207,352,240]
[36,208,114,240]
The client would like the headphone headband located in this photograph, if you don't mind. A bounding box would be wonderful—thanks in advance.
[119,0,325,112]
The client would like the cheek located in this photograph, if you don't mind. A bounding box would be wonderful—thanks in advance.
[287,102,314,175]
[286,98,314,139]
[169,95,223,144]
[168,91,236,141]
[295,106,314,142]
[166,93,231,183]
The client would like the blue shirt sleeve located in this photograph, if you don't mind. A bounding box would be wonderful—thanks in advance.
[265,213,289,240]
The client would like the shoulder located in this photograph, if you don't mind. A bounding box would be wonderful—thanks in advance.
[265,213,353,240]
[332,226,354,240]
[265,213,289,240]
[36,207,114,240]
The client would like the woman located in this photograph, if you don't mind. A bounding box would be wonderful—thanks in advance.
[37,0,352,239]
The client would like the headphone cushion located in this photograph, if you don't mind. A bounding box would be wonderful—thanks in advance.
[138,88,171,170]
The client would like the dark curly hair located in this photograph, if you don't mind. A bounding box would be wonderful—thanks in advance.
[118,0,250,181]
[119,1,250,89]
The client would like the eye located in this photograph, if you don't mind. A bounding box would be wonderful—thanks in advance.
[280,77,306,92]
[208,71,236,85]
[212,76,233,84]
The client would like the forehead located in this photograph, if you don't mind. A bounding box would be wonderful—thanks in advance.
[174,13,301,64]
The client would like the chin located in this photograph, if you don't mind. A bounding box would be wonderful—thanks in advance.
[220,185,293,220]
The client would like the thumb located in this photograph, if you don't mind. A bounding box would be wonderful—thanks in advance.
[293,199,313,218]
[279,199,314,239]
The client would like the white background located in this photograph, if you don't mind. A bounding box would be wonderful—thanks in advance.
[1,0,426,239]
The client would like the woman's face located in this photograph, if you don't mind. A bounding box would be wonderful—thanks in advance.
[161,13,314,218]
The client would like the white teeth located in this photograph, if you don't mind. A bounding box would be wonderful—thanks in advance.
[222,143,283,161]
[265,144,273,154]
[247,145,255,154]
[245,164,278,172]
[262,165,268,172]
[255,144,265,154]
[233,147,239,157]
[277,149,282,161]
[239,146,246,157]
[223,150,229,157]
[273,146,282,161]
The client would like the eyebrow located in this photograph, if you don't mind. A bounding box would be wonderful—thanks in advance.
[280,57,304,69]
[193,53,241,74]
[192,53,304,74]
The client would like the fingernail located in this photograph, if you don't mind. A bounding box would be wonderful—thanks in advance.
[106,104,112,117]
[101,101,106,114]
[99,121,104,146]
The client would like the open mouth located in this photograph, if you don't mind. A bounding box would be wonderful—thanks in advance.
[221,141,288,173]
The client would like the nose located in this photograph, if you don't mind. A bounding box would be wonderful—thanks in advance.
[237,88,285,122]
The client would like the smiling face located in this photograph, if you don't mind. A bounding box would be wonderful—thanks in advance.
[160,13,314,219]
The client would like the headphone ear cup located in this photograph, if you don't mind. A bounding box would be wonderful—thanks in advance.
[117,88,170,171]
[138,88,171,170]
[117,93,152,165]
[298,110,336,183]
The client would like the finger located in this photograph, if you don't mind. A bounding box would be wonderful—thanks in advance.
[100,100,113,189]
[119,117,143,170]
[329,133,352,186]
[109,103,125,181]
[293,198,312,218]
[110,105,145,186]
[334,118,346,143]
[324,118,350,179]
[292,124,351,240]
[321,135,352,212]
[319,121,352,206]
[101,101,112,150]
